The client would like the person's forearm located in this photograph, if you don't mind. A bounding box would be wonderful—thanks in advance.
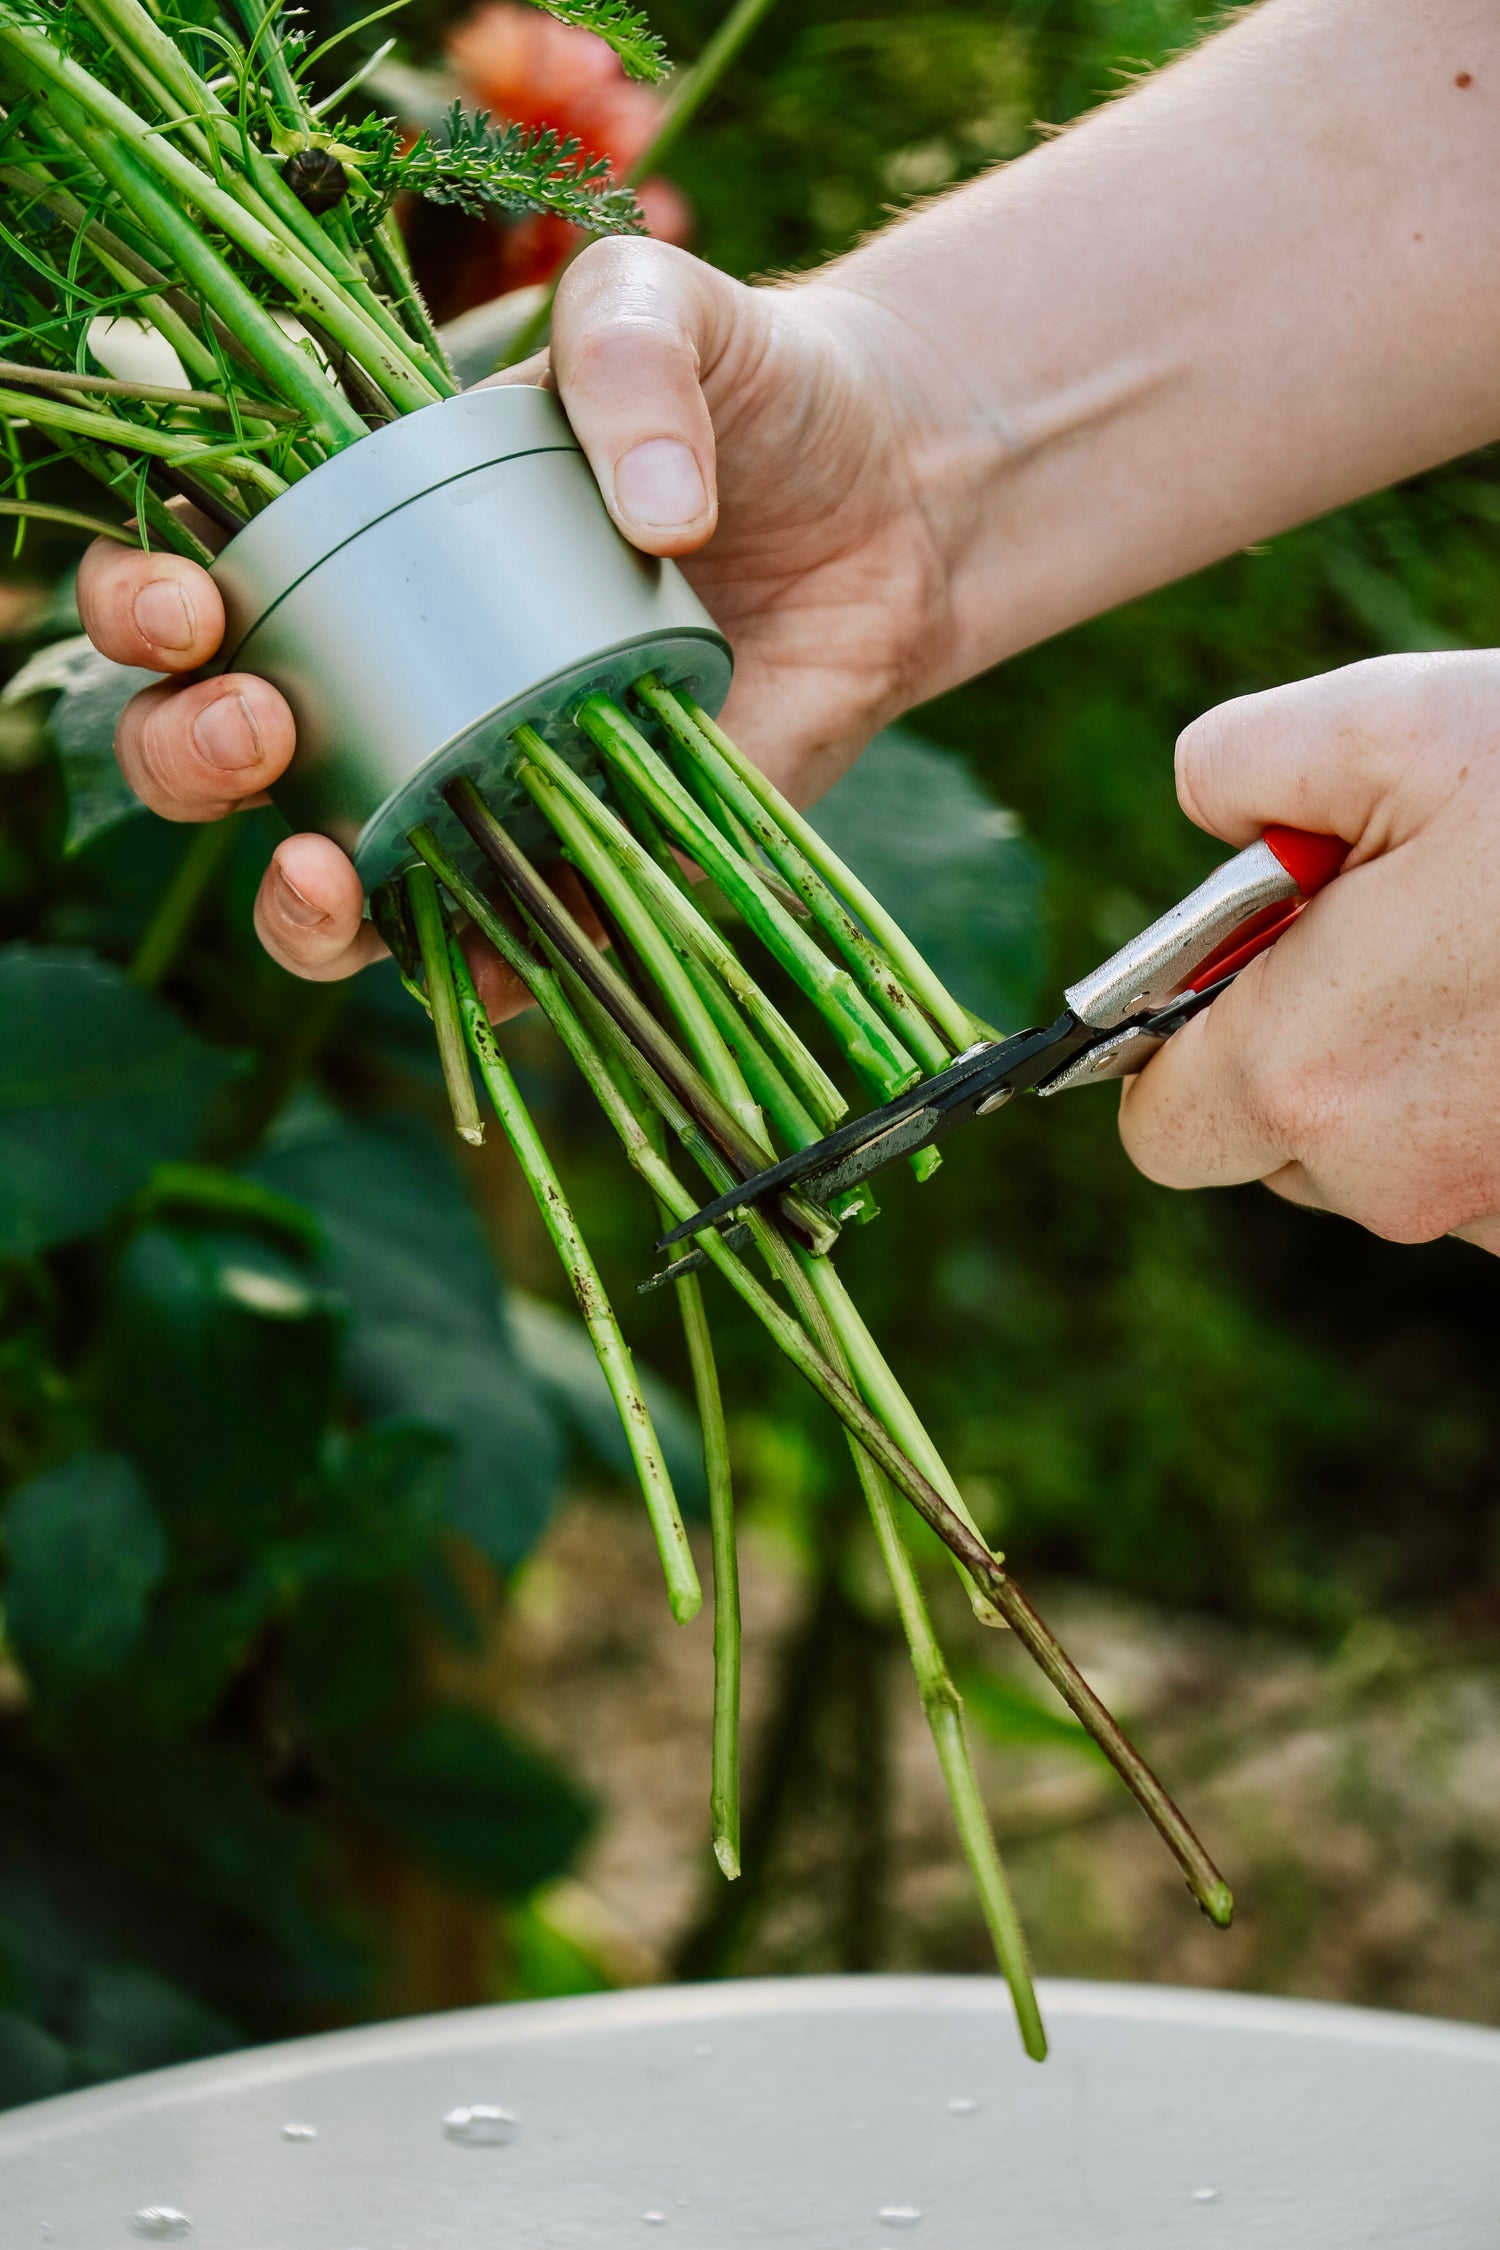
[810,0,1500,688]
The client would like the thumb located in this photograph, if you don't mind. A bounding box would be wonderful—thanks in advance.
[541,236,734,558]
[1173,651,1487,862]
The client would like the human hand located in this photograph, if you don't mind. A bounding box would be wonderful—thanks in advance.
[1118,652,1500,1255]
[79,239,952,1005]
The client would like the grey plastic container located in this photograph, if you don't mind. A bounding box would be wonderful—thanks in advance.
[211,384,732,895]
[3,1976,1499,2246]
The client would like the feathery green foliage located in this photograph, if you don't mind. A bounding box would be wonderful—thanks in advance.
[517,0,667,81]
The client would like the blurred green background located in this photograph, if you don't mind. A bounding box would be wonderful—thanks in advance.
[3,0,1500,2106]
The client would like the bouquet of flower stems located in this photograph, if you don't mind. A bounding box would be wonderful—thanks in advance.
[0,0,1232,2061]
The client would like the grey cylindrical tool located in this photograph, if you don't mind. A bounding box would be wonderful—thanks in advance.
[211,385,731,894]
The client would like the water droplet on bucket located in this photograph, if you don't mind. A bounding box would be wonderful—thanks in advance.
[878,2209,922,2229]
[443,2104,519,2147]
[642,2211,667,2226]
[1194,2187,1219,2204]
[947,2096,979,2116]
[127,2213,191,2242]
[281,2122,317,2142]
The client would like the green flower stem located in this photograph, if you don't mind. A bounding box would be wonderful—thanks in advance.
[76,0,452,396]
[677,1258,740,1878]
[801,1254,1003,1627]
[0,164,242,392]
[0,383,289,499]
[856,1445,1046,2054]
[0,498,132,542]
[411,815,1228,1922]
[627,1135,1234,1926]
[0,361,300,421]
[47,112,368,450]
[364,210,456,387]
[406,864,483,1146]
[0,24,433,421]
[576,694,922,1100]
[440,776,838,1255]
[681,692,994,1049]
[523,751,823,1153]
[516,751,766,1145]
[639,676,953,1075]
[514,725,844,1128]
[129,816,240,991]
[445,932,701,1624]
[762,1238,1042,2055]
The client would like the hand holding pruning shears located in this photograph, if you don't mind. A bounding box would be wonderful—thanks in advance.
[656,650,1500,1271]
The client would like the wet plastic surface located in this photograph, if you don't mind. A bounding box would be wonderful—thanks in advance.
[3,1976,1498,2247]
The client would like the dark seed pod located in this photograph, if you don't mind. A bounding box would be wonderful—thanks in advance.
[283,147,349,215]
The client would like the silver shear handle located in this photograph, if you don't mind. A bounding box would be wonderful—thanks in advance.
[1062,838,1298,1032]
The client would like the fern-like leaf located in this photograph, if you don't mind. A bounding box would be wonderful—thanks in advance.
[363,104,646,235]
[519,0,667,83]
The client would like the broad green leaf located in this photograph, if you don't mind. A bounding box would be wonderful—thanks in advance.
[3,638,154,855]
[347,1706,593,1897]
[808,727,1045,1029]
[3,1451,167,1690]
[508,1290,707,1513]
[0,947,237,1256]
[253,1111,566,1570]
[100,1223,343,1530]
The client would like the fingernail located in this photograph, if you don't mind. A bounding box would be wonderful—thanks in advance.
[133,576,196,653]
[271,864,326,929]
[614,438,706,530]
[193,692,261,771]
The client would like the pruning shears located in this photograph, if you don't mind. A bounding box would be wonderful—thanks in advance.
[648,824,1349,1284]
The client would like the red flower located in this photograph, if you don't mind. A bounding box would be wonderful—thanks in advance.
[444,3,691,298]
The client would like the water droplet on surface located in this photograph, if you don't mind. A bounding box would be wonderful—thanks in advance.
[878,2209,922,2229]
[1194,2187,1219,2204]
[947,2096,979,2116]
[281,2122,317,2142]
[691,2043,712,2059]
[642,2211,667,2226]
[443,2104,520,2146]
[127,2212,191,2242]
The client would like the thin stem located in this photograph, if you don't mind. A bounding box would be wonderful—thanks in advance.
[445,933,701,1623]
[517,748,765,1144]
[516,726,844,1127]
[0,25,434,420]
[577,694,921,1100]
[801,1255,1003,1627]
[409,817,1228,1920]
[0,383,289,498]
[752,1225,1042,2049]
[406,863,483,1146]
[75,0,452,394]
[682,693,995,1049]
[63,114,365,448]
[677,1263,740,1878]
[0,497,132,542]
[0,361,300,420]
[128,816,239,990]
[640,676,953,1074]
[856,1452,1044,2054]
[441,775,837,1254]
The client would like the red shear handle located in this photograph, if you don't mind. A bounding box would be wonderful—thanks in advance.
[1263,825,1350,896]
[1187,827,1350,995]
